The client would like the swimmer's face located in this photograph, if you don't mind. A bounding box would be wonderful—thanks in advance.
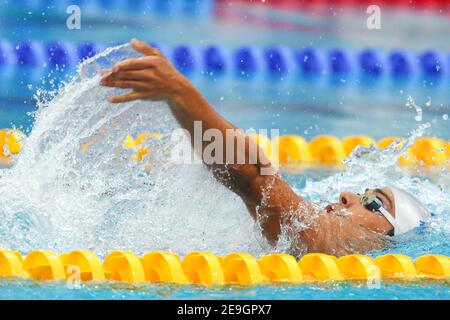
[325,187,395,235]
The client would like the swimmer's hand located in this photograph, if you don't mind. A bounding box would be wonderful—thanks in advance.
[100,38,192,104]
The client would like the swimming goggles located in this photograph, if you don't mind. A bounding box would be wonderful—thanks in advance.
[362,194,397,230]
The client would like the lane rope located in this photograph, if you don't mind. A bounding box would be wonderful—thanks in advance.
[1,129,448,167]
[1,250,449,285]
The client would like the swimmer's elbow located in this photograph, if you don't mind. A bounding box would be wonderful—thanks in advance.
[247,174,305,243]
[225,165,307,245]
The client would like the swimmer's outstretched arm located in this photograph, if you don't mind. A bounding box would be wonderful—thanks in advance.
[101,39,384,256]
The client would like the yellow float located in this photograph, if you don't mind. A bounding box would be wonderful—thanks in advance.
[0,129,26,167]
[309,135,346,165]
[337,254,378,280]
[409,137,447,166]
[23,250,66,281]
[2,129,448,169]
[0,250,27,277]
[298,253,342,281]
[59,250,105,281]
[375,254,417,279]
[103,251,146,283]
[272,135,311,165]
[141,251,188,284]
[343,136,375,157]
[415,254,450,279]
[221,253,263,285]
[258,253,303,283]
[0,250,448,285]
[181,252,224,286]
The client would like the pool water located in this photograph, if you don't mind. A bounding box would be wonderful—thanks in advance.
[0,3,449,300]
[0,278,449,300]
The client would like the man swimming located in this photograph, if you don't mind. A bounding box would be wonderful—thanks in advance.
[100,39,430,256]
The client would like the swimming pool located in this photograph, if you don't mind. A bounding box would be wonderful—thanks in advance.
[0,1,449,300]
[0,277,448,300]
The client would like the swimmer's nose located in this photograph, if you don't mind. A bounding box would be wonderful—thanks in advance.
[339,192,360,208]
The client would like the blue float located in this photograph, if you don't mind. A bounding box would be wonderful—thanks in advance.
[359,49,384,77]
[15,41,46,66]
[204,46,228,76]
[172,45,198,75]
[46,41,77,67]
[234,47,263,79]
[77,42,99,61]
[1,39,448,86]
[389,51,414,77]
[264,47,288,77]
[419,50,444,77]
[328,49,351,75]
[295,47,325,76]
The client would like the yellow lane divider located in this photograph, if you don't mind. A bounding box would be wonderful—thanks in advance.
[1,250,448,285]
[0,129,26,167]
[1,129,448,168]
[267,135,449,167]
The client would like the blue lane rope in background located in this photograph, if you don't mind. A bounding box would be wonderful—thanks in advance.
[1,40,449,86]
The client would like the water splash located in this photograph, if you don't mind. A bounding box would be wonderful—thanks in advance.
[0,44,267,256]
[406,95,423,122]
[299,98,449,257]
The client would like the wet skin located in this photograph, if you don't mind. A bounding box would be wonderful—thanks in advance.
[100,39,395,256]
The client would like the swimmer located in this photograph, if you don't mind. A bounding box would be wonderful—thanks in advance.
[100,39,430,256]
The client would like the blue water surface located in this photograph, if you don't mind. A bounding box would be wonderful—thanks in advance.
[0,278,449,300]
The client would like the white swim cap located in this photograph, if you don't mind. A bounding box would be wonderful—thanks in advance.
[389,187,430,235]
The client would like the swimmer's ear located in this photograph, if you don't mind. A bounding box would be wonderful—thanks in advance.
[130,38,160,57]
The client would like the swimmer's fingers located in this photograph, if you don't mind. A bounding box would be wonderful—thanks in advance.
[101,70,154,82]
[108,91,143,103]
[130,38,162,57]
[112,57,157,73]
[101,79,151,91]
